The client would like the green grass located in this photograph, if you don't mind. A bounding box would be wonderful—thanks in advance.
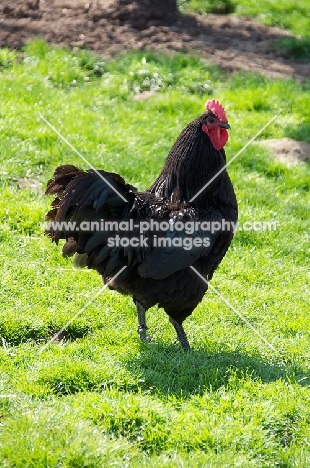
[234,0,310,38]
[275,37,310,61]
[178,0,310,40]
[0,40,310,466]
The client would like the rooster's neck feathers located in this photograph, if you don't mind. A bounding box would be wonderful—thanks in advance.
[149,115,227,206]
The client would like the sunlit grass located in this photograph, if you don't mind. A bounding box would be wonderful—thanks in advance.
[0,41,309,466]
[179,0,310,40]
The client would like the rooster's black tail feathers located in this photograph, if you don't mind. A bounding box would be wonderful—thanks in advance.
[45,164,136,255]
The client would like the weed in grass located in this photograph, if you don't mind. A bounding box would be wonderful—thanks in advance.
[0,48,17,69]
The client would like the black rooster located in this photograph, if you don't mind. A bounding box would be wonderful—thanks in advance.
[45,100,238,349]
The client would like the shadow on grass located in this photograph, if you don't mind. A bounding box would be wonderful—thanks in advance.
[0,321,93,346]
[126,342,310,398]
[28,340,310,398]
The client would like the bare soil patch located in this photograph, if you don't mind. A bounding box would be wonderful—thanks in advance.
[0,0,309,80]
[259,138,310,166]
[17,177,43,193]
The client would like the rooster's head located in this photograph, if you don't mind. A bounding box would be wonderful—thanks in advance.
[202,100,230,150]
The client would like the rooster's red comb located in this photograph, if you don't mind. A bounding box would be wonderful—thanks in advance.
[205,100,227,123]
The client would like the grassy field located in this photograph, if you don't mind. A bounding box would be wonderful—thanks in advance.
[0,30,310,468]
[179,0,310,37]
[179,0,310,59]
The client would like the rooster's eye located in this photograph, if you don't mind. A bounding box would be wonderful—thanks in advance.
[208,117,215,124]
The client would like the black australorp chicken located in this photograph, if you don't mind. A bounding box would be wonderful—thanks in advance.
[45,100,238,349]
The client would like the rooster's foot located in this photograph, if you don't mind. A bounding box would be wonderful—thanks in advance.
[169,317,191,350]
[137,324,149,341]
[136,302,149,341]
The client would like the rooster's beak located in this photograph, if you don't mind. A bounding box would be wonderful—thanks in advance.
[219,122,230,129]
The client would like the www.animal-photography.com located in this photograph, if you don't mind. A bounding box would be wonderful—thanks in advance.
[0,0,309,466]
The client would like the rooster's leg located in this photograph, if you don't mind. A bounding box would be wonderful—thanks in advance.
[137,302,148,341]
[169,317,191,350]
